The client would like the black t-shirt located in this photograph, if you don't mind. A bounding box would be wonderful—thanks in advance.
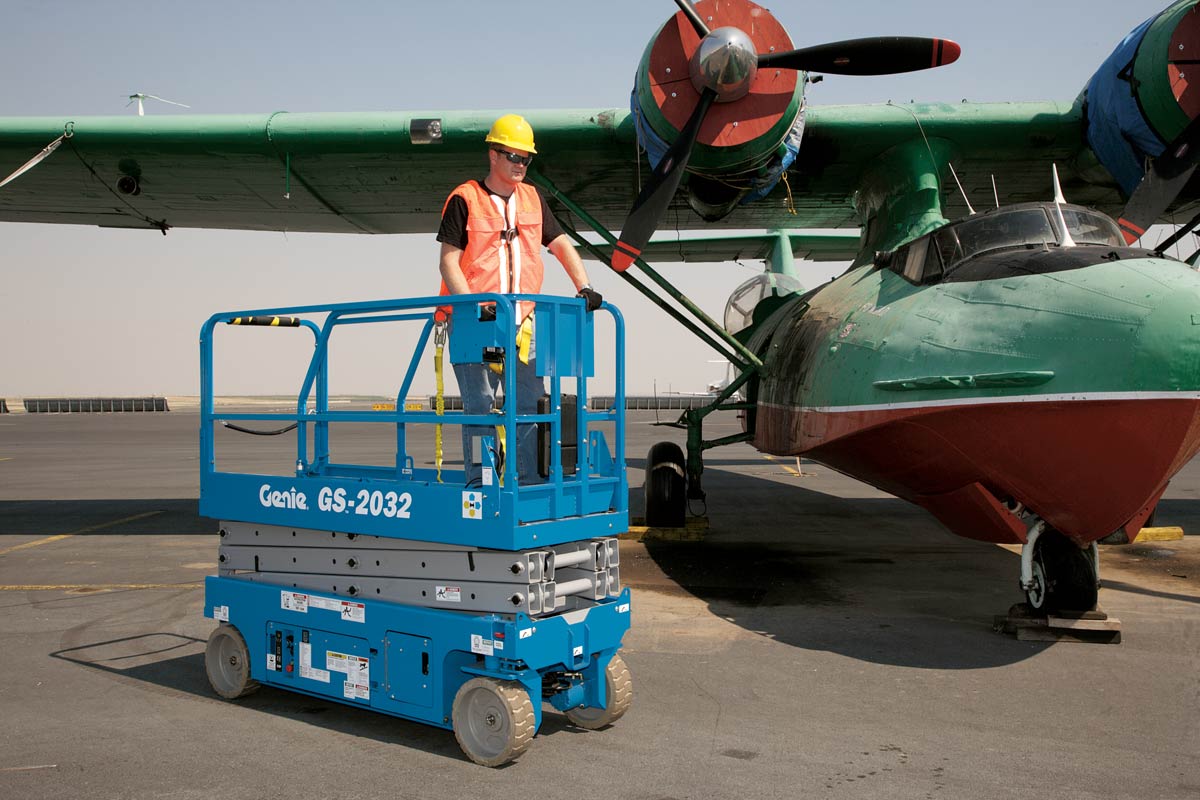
[436,179,564,250]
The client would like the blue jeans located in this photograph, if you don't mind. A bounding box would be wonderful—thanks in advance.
[453,352,545,486]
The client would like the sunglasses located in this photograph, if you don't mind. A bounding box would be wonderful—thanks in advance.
[494,149,533,166]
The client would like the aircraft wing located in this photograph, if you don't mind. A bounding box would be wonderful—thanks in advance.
[578,232,861,264]
[0,102,1127,237]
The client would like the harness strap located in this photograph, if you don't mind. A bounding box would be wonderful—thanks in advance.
[434,323,447,483]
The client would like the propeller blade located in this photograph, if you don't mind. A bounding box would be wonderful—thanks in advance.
[758,36,961,76]
[673,0,710,38]
[1118,115,1200,244]
[612,88,718,272]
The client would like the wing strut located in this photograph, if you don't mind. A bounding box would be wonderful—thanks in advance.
[531,170,765,507]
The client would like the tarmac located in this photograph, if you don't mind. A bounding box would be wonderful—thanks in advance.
[0,407,1197,799]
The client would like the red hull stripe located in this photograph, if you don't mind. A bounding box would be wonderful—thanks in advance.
[756,395,1200,546]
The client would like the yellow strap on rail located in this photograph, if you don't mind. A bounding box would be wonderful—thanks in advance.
[517,316,533,364]
[494,422,506,488]
[434,323,447,483]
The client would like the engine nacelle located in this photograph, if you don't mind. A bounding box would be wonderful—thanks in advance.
[631,0,805,220]
[1084,0,1200,193]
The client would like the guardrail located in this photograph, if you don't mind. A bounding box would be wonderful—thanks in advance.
[199,293,628,550]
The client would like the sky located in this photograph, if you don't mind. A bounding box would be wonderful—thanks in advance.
[0,0,1184,398]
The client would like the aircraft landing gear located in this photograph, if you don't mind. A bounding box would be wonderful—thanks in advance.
[1020,521,1099,613]
[645,442,687,527]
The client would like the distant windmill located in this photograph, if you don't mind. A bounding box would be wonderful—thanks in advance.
[126,93,190,116]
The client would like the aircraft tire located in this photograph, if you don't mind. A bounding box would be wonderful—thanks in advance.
[645,441,686,527]
[1029,529,1099,613]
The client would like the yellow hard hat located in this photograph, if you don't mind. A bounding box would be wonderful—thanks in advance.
[485,114,537,154]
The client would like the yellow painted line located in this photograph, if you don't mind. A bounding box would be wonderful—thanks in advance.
[0,510,164,557]
[1134,526,1185,543]
[0,582,202,591]
[764,454,805,477]
[620,517,709,542]
[0,764,58,773]
[0,457,12,462]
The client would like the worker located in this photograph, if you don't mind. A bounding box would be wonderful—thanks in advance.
[436,113,602,485]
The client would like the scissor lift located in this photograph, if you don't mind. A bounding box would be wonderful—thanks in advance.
[199,293,631,766]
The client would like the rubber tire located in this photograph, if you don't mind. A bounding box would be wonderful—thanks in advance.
[565,653,633,730]
[645,441,686,527]
[205,624,260,700]
[452,677,535,767]
[1029,530,1099,613]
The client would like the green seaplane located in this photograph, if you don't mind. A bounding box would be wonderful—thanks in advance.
[3,0,1200,616]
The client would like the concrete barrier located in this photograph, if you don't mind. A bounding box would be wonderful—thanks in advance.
[23,397,170,413]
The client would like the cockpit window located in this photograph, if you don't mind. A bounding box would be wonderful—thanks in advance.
[1060,208,1124,246]
[948,208,1058,260]
[881,204,1129,286]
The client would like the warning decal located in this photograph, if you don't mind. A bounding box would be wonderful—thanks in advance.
[281,591,309,613]
[326,651,370,699]
[435,585,462,603]
[213,605,229,622]
[309,595,366,623]
[470,634,494,656]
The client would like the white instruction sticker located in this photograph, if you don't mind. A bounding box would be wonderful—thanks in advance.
[436,585,462,603]
[481,467,494,487]
[471,634,495,656]
[266,653,277,671]
[309,596,339,612]
[493,640,504,651]
[212,605,229,622]
[519,628,534,639]
[462,491,483,520]
[298,642,331,683]
[573,645,584,657]
[281,591,309,613]
[617,603,630,614]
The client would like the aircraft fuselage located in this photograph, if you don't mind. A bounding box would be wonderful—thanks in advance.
[750,205,1200,546]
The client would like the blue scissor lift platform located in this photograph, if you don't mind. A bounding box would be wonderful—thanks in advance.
[199,294,631,766]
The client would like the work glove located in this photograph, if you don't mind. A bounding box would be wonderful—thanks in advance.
[577,285,603,312]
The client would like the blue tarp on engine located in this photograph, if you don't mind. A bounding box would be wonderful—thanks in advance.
[1085,16,1166,195]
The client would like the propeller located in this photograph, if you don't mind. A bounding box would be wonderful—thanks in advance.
[613,88,717,271]
[758,36,962,76]
[1117,114,1200,245]
[610,0,961,272]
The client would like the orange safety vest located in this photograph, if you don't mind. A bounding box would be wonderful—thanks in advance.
[438,180,546,323]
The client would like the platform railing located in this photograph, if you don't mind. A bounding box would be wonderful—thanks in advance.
[199,294,626,546]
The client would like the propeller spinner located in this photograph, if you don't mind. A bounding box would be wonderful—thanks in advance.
[611,0,961,272]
